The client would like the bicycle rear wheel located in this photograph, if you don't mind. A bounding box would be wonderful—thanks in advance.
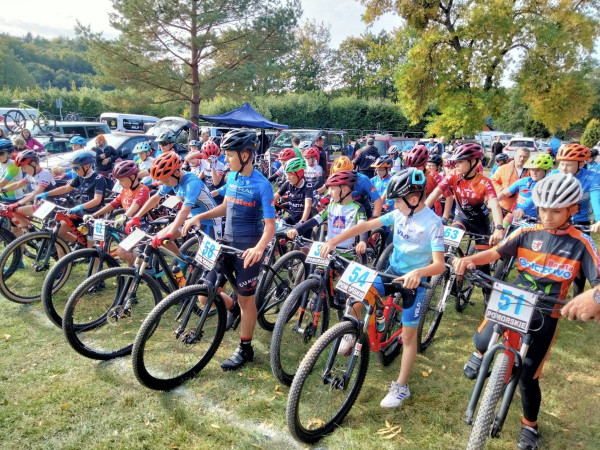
[62,267,162,360]
[287,321,369,444]
[417,272,447,352]
[132,284,227,391]
[37,111,56,133]
[270,277,330,386]
[3,110,26,132]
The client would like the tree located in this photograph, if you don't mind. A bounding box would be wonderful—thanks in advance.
[0,43,36,89]
[78,0,301,135]
[582,118,600,148]
[361,0,600,136]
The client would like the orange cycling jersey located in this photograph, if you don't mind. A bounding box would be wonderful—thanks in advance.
[438,172,497,216]
[110,184,150,211]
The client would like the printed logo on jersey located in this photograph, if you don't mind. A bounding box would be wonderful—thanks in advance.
[517,249,578,280]
[332,216,346,228]
[532,240,543,251]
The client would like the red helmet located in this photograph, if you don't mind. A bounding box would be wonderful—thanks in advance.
[201,140,220,158]
[113,160,140,178]
[325,170,358,188]
[14,150,38,167]
[278,148,297,162]
[150,152,182,180]
[404,145,429,168]
[302,147,320,162]
[451,143,484,161]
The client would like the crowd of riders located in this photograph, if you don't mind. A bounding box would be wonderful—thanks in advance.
[1,126,600,450]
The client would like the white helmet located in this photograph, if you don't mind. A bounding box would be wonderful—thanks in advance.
[387,145,399,155]
[532,173,582,208]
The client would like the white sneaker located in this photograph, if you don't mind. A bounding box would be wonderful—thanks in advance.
[380,381,410,408]
[337,334,356,355]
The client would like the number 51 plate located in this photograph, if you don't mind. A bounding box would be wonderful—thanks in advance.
[485,282,538,333]
[336,262,378,301]
[195,234,221,270]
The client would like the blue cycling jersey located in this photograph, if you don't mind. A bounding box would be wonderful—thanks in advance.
[587,161,600,175]
[158,172,219,230]
[352,173,380,216]
[218,169,276,245]
[508,177,539,218]
[380,206,445,274]
[371,174,394,209]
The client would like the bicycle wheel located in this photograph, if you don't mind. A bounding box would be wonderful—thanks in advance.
[0,227,17,276]
[374,243,394,272]
[376,304,403,366]
[367,227,386,267]
[62,266,162,360]
[256,250,307,331]
[466,352,510,450]
[0,231,70,303]
[132,284,227,390]
[287,321,369,444]
[37,111,56,133]
[454,274,474,313]
[270,278,330,386]
[3,110,26,132]
[417,272,447,352]
[41,248,121,328]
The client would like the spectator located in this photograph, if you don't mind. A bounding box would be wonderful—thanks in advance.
[491,135,504,158]
[439,136,446,153]
[426,137,442,155]
[92,134,119,177]
[200,128,210,144]
[562,287,600,322]
[314,135,328,174]
[348,139,354,155]
[352,137,379,178]
[20,129,43,152]
[491,147,530,211]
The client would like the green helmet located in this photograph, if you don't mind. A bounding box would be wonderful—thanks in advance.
[524,153,553,171]
[285,157,306,173]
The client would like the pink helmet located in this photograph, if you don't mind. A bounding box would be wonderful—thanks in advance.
[113,160,140,178]
[201,140,220,158]
[451,143,484,161]
[404,145,429,168]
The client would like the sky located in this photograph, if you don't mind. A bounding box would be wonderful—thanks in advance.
[0,0,400,47]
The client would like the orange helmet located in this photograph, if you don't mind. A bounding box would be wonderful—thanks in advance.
[150,152,182,180]
[302,147,320,161]
[330,156,353,174]
[556,143,590,162]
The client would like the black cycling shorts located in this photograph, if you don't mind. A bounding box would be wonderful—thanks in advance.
[452,211,491,247]
[204,242,263,297]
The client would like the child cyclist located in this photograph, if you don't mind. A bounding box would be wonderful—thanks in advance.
[302,146,324,191]
[388,145,403,173]
[198,140,226,204]
[453,173,600,450]
[133,141,155,186]
[268,148,299,183]
[370,155,394,211]
[182,129,276,371]
[317,168,445,408]
[273,158,313,236]
[490,152,509,175]
[83,160,150,266]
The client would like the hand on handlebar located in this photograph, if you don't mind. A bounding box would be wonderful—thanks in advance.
[452,257,475,275]
[591,221,600,234]
[152,233,172,249]
[396,268,423,290]
[7,203,21,212]
[82,214,95,223]
[512,209,524,221]
[286,228,298,240]
[319,242,335,258]
[355,241,366,255]
[68,205,85,215]
[35,192,49,201]
[125,216,141,234]
[489,228,504,246]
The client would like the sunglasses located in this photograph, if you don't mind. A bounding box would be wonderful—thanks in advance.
[72,166,83,171]
[159,142,170,147]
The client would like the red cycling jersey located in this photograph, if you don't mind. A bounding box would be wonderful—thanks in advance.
[438,172,497,216]
[110,184,150,211]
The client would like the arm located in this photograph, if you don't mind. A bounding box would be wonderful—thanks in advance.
[82,192,104,210]
[211,167,223,186]
[400,251,446,289]
[487,198,505,245]
[92,204,115,218]
[2,179,28,192]
[46,183,74,197]
[133,192,162,219]
[16,184,45,205]
[372,197,383,217]
[497,188,512,202]
[318,219,383,257]
[452,248,503,275]
[160,205,193,238]
[425,186,444,208]
[301,198,312,222]
[442,194,454,220]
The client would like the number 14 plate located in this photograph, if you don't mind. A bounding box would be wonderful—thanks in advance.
[336,262,377,301]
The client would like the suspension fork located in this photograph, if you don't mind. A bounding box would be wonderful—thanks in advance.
[38,226,62,268]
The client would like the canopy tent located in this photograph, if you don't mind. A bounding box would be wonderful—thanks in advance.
[198,102,289,129]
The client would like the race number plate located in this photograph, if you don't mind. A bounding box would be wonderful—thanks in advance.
[485,282,537,333]
[33,201,57,219]
[119,228,146,252]
[162,195,180,209]
[305,242,330,266]
[336,262,378,301]
[195,234,222,270]
[443,226,465,247]
[93,220,105,241]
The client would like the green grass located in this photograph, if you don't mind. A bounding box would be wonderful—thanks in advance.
[1,281,600,449]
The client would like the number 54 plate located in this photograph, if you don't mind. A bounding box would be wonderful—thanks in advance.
[336,262,377,301]
[485,282,537,333]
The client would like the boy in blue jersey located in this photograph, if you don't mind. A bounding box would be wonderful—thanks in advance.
[183,130,276,371]
[319,168,445,409]
[370,155,394,211]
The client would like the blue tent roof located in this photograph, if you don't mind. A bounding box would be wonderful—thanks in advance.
[198,102,289,129]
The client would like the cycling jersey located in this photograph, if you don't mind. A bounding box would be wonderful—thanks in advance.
[380,206,445,274]
[218,169,276,247]
[438,172,497,217]
[69,172,108,213]
[277,179,313,223]
[110,183,150,211]
[304,163,324,190]
[296,200,367,249]
[199,159,226,202]
[0,160,24,201]
[158,172,220,231]
[371,174,393,210]
[391,156,403,173]
[353,172,381,218]
[24,168,55,193]
[137,157,154,185]
[507,177,538,218]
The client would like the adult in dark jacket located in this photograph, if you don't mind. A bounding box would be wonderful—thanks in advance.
[92,134,119,177]
[314,135,328,173]
[491,135,505,156]
[352,137,379,178]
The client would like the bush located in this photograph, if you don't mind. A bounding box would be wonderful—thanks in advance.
[581,118,600,148]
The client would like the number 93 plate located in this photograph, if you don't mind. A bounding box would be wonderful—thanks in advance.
[485,282,538,333]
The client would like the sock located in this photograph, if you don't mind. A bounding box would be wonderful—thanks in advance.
[240,337,252,348]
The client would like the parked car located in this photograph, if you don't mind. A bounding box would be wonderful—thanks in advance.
[33,121,111,140]
[36,136,76,172]
[269,129,349,161]
[146,116,198,144]
[504,137,538,158]
[100,112,159,134]
[352,134,424,158]
[85,132,156,160]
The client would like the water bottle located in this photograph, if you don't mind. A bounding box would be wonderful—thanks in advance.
[375,309,386,333]
[171,266,186,288]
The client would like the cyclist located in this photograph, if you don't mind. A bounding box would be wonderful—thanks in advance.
[2,150,56,237]
[182,129,276,371]
[303,146,324,190]
[370,155,394,211]
[453,173,600,450]
[132,141,155,186]
[587,148,600,174]
[35,151,109,244]
[0,140,24,208]
[69,136,87,151]
[490,152,510,175]
[317,168,445,408]
[198,140,226,204]
[491,147,530,212]
[83,160,150,266]
[155,131,179,158]
[425,154,443,174]
[388,145,403,173]
[91,134,119,178]
[273,158,313,236]
[268,148,298,183]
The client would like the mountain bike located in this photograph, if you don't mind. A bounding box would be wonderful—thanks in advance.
[493,215,537,282]
[131,230,246,390]
[286,259,430,443]
[3,100,56,133]
[463,270,564,450]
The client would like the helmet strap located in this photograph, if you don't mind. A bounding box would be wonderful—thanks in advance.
[130,175,140,190]
[82,164,91,177]
[235,151,252,180]
[340,185,353,203]
[402,190,424,217]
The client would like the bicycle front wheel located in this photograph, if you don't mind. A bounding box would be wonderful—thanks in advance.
[466,352,510,450]
[132,284,227,391]
[37,111,56,133]
[417,272,447,352]
[62,267,162,360]
[286,321,369,444]
[3,110,26,132]
[270,277,329,386]
[0,231,70,303]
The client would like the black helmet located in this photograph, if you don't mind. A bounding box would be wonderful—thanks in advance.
[386,168,427,200]
[590,148,599,159]
[496,153,509,163]
[428,154,443,166]
[220,129,259,153]
[156,131,177,144]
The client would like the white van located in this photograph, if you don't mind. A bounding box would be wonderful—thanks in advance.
[100,112,158,134]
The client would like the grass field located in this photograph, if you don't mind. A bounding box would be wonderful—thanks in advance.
[1,280,599,450]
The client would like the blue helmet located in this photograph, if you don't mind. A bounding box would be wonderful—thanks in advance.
[133,141,153,154]
[71,150,95,166]
[0,139,14,153]
[188,140,202,147]
[70,136,87,146]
